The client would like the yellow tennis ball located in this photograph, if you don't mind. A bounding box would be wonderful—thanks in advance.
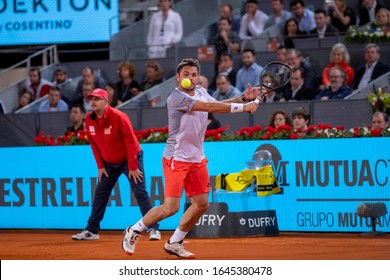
[181,78,191,89]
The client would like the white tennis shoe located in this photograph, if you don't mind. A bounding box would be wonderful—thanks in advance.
[71,230,99,240]
[164,240,195,259]
[122,227,141,255]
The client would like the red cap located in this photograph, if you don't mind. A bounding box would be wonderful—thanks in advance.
[88,88,108,101]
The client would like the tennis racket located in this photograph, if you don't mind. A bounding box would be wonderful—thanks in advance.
[254,61,292,104]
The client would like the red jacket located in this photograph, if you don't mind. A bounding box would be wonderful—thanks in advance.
[322,61,355,87]
[85,106,141,170]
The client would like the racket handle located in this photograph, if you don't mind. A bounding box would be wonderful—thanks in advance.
[254,98,260,104]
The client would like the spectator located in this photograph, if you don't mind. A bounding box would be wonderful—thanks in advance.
[14,88,34,112]
[140,61,164,92]
[116,61,141,103]
[236,49,263,92]
[212,75,241,101]
[207,113,222,130]
[261,89,283,103]
[325,0,356,33]
[264,0,292,32]
[359,0,388,27]
[76,81,95,112]
[371,111,389,129]
[105,82,122,108]
[38,86,69,113]
[292,106,311,132]
[309,9,339,38]
[373,8,390,28]
[353,43,390,90]
[75,66,106,104]
[286,48,319,90]
[211,17,241,66]
[52,66,71,86]
[52,66,76,107]
[290,0,316,33]
[26,67,52,99]
[0,98,5,114]
[279,66,316,101]
[282,18,307,48]
[65,104,86,135]
[268,109,293,128]
[239,0,269,40]
[198,75,214,95]
[147,0,183,58]
[209,3,241,41]
[322,43,354,88]
[276,45,288,63]
[315,66,352,100]
[210,53,238,91]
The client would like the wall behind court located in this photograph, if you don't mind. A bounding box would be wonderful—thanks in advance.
[0,138,389,233]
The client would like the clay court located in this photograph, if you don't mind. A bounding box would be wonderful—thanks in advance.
[1,229,389,260]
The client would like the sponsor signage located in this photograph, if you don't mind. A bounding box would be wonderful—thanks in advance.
[0,138,389,233]
[0,0,119,45]
[186,202,279,238]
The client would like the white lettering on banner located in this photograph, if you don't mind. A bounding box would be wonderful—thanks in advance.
[247,217,276,228]
[195,215,226,226]
[0,0,112,14]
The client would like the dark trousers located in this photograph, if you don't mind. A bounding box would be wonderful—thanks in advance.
[86,151,159,233]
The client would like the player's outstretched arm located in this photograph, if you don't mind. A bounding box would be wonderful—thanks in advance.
[192,100,258,114]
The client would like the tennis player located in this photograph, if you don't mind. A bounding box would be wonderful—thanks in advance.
[71,88,161,241]
[122,58,261,258]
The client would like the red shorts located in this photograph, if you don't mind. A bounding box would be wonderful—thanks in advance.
[163,157,210,198]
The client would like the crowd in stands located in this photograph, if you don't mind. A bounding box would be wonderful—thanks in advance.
[9,59,166,114]
[2,0,389,137]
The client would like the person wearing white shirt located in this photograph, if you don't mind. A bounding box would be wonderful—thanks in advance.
[147,0,183,58]
[239,0,269,40]
[353,44,390,90]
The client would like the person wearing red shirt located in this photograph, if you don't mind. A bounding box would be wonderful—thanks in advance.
[71,88,160,241]
[322,43,354,88]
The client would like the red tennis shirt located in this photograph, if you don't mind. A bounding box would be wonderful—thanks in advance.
[85,106,141,171]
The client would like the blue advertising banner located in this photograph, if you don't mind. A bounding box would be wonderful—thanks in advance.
[0,0,119,45]
[0,138,389,233]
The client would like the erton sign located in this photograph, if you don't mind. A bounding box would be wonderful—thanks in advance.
[0,0,119,45]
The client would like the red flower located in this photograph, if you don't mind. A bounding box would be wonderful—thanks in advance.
[371,128,382,137]
[336,125,344,131]
[265,126,275,134]
[213,134,221,141]
[317,123,326,130]
[289,133,300,139]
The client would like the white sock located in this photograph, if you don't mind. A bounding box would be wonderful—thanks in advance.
[169,228,188,243]
[131,219,147,232]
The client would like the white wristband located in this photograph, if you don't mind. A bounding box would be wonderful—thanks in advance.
[230,103,244,113]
